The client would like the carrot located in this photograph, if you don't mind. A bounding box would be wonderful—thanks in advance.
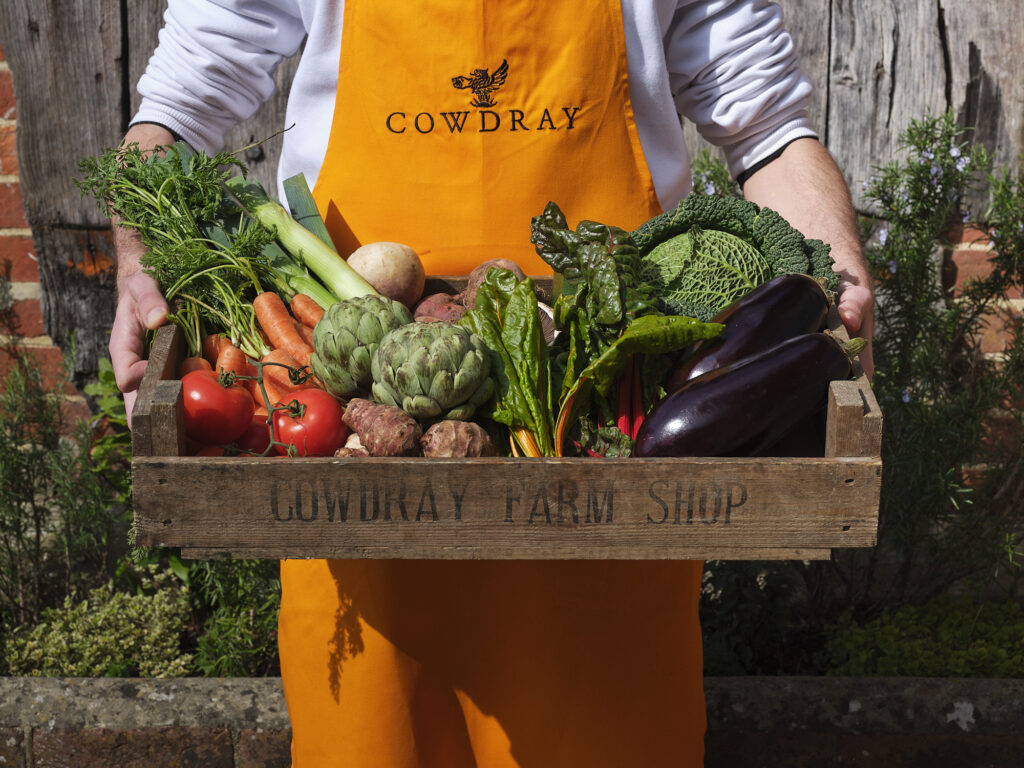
[253,376,286,416]
[294,320,316,349]
[177,356,213,378]
[215,343,251,379]
[202,333,232,367]
[290,293,325,328]
[254,292,313,366]
[261,348,313,394]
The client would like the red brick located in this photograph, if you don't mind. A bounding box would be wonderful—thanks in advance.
[0,345,77,397]
[32,727,234,768]
[946,223,993,247]
[0,123,16,175]
[0,233,37,282]
[6,297,45,337]
[0,182,28,227]
[236,729,292,768]
[0,43,5,62]
[979,411,1023,460]
[0,69,14,120]
[977,308,1023,356]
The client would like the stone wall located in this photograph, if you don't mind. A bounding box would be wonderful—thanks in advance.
[1,677,1021,767]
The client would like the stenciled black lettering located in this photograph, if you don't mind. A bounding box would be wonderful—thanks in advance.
[416,479,438,522]
[440,111,470,133]
[360,480,379,522]
[270,481,291,522]
[586,483,614,523]
[528,483,552,524]
[505,481,521,523]
[509,109,527,131]
[679,482,696,525]
[537,108,556,130]
[724,483,747,525]
[414,112,434,134]
[647,480,669,524]
[561,106,580,129]
[384,481,409,521]
[557,481,579,524]
[321,478,350,523]
[385,112,406,134]
[699,484,722,524]
[480,110,500,132]
[447,479,470,522]
[293,481,318,522]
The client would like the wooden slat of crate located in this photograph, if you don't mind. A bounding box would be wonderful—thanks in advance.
[132,454,879,560]
[130,276,882,560]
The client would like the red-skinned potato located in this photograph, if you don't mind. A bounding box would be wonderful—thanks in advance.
[461,259,526,310]
[414,292,467,322]
[347,241,425,308]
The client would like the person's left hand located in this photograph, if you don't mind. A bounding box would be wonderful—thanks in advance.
[836,279,874,379]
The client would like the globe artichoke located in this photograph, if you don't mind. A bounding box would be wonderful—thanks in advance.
[371,322,494,420]
[309,295,413,398]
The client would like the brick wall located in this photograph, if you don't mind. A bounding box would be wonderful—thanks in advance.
[944,226,1024,464]
[0,43,89,424]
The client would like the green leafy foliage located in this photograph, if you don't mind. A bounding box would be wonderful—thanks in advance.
[0,345,133,669]
[187,559,281,678]
[823,598,1024,677]
[699,111,1024,676]
[6,567,192,677]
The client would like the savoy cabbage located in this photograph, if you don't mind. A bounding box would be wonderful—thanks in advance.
[632,193,837,321]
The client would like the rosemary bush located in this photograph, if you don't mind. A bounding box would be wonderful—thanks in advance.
[702,111,1024,675]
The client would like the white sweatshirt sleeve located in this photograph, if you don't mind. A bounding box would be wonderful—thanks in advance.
[132,0,307,154]
[666,0,818,179]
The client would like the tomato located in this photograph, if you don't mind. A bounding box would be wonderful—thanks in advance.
[273,389,348,456]
[235,413,274,455]
[181,370,255,446]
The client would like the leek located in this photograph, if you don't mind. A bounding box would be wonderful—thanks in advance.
[226,176,378,301]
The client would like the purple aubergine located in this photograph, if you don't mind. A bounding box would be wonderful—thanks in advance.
[665,273,830,391]
[635,332,862,458]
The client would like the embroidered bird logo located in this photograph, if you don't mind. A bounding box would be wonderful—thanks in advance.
[451,59,509,108]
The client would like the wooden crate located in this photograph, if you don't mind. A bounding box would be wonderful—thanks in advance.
[131,278,882,561]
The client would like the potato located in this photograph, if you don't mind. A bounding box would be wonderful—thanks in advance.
[414,292,467,323]
[461,258,526,310]
[347,241,425,308]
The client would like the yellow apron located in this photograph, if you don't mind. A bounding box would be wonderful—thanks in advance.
[284,1,706,765]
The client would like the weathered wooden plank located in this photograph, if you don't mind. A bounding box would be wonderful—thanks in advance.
[132,455,881,560]
[828,0,947,210]
[33,226,118,386]
[943,0,1024,215]
[183,546,836,562]
[0,1,123,380]
[131,323,184,458]
[825,379,865,458]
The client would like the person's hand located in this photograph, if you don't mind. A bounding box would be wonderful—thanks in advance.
[111,232,168,425]
[107,123,175,425]
[836,278,874,380]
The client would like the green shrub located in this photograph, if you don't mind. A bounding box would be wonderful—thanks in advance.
[6,568,193,677]
[823,598,1024,677]
[187,559,281,677]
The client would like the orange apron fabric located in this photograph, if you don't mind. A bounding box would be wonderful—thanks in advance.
[286,1,706,765]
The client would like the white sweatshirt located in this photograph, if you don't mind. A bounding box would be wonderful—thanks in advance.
[134,0,816,211]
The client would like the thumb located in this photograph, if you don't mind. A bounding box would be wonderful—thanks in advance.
[126,272,169,330]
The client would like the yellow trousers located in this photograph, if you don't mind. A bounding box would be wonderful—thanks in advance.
[279,559,706,766]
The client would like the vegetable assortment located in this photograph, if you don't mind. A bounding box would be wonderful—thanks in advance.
[80,139,865,461]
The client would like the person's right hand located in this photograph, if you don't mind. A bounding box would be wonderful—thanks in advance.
[110,234,169,425]
[108,123,175,425]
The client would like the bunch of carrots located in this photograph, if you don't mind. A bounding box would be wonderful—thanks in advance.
[177,291,325,416]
